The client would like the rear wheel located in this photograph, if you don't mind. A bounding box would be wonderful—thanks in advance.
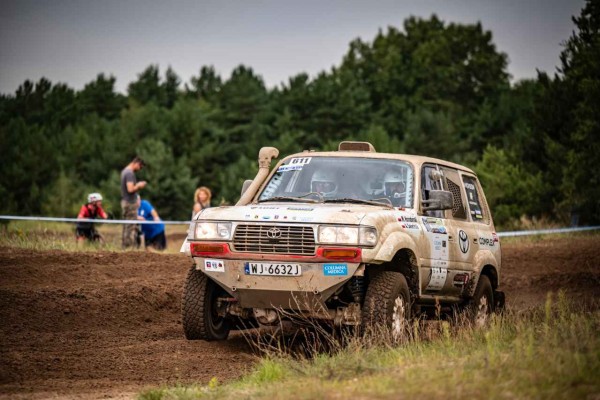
[469,274,494,327]
[182,266,231,341]
[361,271,411,339]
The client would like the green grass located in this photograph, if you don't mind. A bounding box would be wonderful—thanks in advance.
[0,220,187,253]
[139,293,600,399]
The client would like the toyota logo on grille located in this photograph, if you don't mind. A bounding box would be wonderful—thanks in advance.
[266,227,282,239]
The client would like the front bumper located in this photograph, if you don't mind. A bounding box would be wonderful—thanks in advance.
[193,257,361,310]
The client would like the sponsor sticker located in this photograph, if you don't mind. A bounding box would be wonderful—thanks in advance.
[399,215,418,223]
[287,207,314,212]
[478,236,495,247]
[323,263,348,276]
[204,258,225,273]
[401,222,421,230]
[277,165,304,172]
[426,267,447,291]
[277,157,312,172]
[422,217,446,234]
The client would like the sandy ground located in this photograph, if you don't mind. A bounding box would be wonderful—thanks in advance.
[0,235,598,399]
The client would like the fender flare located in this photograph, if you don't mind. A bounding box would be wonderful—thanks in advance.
[469,250,499,296]
[373,231,419,264]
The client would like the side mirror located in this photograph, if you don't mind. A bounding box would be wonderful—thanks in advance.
[240,179,253,197]
[422,190,453,211]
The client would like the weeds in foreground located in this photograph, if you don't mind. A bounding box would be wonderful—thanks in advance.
[139,293,599,399]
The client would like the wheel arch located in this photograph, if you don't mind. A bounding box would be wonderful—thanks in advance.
[480,264,499,290]
[367,248,419,301]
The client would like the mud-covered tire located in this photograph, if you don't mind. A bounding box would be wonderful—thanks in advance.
[182,266,231,341]
[361,271,411,337]
[468,274,494,326]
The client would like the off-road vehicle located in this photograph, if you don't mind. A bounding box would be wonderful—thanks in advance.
[180,142,504,340]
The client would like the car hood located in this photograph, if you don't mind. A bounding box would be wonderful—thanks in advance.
[194,203,393,225]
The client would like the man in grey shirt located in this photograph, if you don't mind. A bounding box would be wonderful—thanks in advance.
[121,156,147,248]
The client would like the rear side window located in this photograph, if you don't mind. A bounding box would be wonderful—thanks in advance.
[446,176,467,219]
[421,165,444,218]
[462,176,485,223]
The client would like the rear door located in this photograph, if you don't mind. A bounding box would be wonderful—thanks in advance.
[439,166,478,296]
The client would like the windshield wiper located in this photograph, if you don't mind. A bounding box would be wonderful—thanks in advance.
[324,197,393,208]
[258,193,321,204]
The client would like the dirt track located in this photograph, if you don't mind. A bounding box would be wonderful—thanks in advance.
[0,235,599,399]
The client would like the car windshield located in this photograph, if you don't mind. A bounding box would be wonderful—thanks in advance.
[258,156,414,208]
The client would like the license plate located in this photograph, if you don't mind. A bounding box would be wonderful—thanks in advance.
[244,262,302,276]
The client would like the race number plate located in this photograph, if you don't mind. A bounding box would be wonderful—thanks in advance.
[244,262,302,276]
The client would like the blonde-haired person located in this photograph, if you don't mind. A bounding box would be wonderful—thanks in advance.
[193,186,212,215]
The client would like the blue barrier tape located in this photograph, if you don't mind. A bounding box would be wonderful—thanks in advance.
[496,225,600,237]
[0,215,598,236]
[0,215,189,225]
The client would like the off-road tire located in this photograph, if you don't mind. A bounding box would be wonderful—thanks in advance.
[468,274,494,326]
[182,266,231,341]
[361,271,411,336]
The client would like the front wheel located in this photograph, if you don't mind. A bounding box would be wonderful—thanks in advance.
[182,266,231,341]
[361,271,411,339]
[468,274,494,327]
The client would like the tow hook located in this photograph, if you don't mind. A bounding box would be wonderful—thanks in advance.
[254,308,279,325]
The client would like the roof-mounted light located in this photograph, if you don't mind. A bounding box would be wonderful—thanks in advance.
[338,141,376,152]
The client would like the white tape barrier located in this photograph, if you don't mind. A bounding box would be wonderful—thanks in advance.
[0,215,189,225]
[496,225,600,237]
[0,215,598,236]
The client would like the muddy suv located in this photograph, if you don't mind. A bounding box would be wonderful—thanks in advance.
[181,141,504,340]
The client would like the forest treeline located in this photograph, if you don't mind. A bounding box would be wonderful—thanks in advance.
[1,2,598,226]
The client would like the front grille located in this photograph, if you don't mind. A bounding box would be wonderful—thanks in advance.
[232,224,316,255]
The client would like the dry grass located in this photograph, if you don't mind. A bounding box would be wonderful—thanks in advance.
[139,293,600,399]
[0,220,187,253]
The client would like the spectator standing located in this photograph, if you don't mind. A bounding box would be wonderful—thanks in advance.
[76,193,108,246]
[121,156,146,248]
[193,186,212,215]
[137,196,167,251]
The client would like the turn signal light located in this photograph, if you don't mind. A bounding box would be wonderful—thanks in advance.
[190,243,228,256]
[321,248,361,261]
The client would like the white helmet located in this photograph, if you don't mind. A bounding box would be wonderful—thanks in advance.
[383,171,405,197]
[311,170,337,196]
[87,193,103,204]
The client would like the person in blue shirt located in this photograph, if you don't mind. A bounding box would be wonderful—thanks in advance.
[136,196,167,251]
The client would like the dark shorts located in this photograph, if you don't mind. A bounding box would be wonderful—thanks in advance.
[146,231,166,250]
[76,227,101,241]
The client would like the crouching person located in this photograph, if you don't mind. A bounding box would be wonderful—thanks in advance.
[76,193,108,246]
[137,196,167,251]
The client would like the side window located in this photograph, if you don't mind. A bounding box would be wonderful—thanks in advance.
[442,168,467,220]
[420,165,444,218]
[462,176,486,223]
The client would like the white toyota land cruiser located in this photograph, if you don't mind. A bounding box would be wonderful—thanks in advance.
[181,141,504,340]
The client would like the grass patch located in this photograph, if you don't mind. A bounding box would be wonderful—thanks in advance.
[139,293,600,399]
[0,220,187,253]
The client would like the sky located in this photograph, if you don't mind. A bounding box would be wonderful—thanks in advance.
[0,0,585,95]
